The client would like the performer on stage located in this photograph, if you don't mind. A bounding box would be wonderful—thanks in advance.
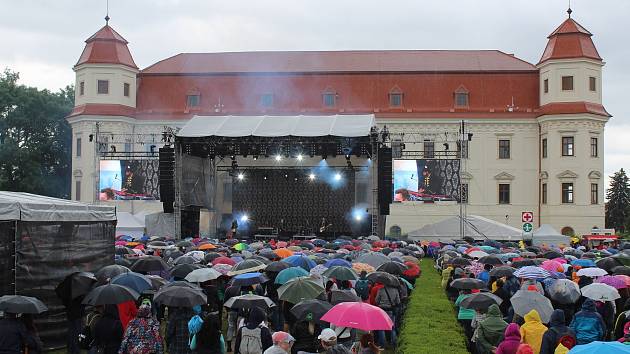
[229,219,238,239]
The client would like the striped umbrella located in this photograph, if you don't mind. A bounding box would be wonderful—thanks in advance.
[513,266,551,279]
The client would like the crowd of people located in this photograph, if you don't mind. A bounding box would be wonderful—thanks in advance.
[0,235,424,354]
[434,240,630,353]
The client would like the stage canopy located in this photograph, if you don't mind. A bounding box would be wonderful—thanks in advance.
[407,215,522,241]
[532,224,570,246]
[0,191,116,222]
[177,114,376,138]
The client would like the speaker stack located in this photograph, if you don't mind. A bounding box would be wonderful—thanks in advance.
[377,147,393,215]
[158,146,175,213]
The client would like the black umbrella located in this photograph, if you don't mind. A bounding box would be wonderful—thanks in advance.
[450,278,486,290]
[511,259,536,268]
[177,241,194,248]
[223,294,276,310]
[249,255,272,265]
[542,251,563,259]
[366,271,399,287]
[330,290,361,305]
[291,299,332,321]
[259,250,279,260]
[204,252,222,263]
[266,261,291,273]
[162,281,202,291]
[95,265,130,283]
[115,246,133,256]
[300,242,315,250]
[170,264,201,279]
[612,266,630,276]
[55,272,97,301]
[525,246,541,254]
[596,257,624,272]
[376,261,407,275]
[154,286,207,308]
[115,257,133,267]
[478,256,504,266]
[173,256,198,265]
[450,257,472,266]
[489,266,516,277]
[459,292,503,310]
[582,252,597,259]
[0,295,48,314]
[82,284,140,306]
[130,256,170,274]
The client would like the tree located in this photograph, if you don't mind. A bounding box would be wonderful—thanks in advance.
[0,69,74,198]
[605,168,630,232]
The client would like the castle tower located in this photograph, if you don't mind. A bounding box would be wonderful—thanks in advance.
[537,10,611,236]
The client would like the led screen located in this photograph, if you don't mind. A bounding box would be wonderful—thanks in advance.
[393,159,461,202]
[99,160,159,201]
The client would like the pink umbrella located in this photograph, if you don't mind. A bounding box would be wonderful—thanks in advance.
[541,260,563,273]
[615,275,630,288]
[597,275,627,289]
[115,241,127,246]
[320,302,394,331]
[212,264,233,275]
[551,257,568,264]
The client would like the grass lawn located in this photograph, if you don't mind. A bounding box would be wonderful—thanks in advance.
[396,258,469,354]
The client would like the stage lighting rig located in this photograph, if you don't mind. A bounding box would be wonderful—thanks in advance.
[297,154,303,161]
[334,172,342,181]
[309,173,316,181]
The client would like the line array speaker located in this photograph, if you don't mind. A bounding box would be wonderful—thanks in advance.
[377,147,393,215]
[159,146,175,213]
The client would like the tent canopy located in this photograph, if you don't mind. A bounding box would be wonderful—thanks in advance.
[177,114,375,138]
[532,224,570,246]
[115,212,145,239]
[408,215,522,241]
[0,191,116,222]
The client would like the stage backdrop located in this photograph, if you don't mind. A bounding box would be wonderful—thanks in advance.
[393,159,461,202]
[99,160,160,201]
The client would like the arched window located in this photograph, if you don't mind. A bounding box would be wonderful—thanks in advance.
[389,86,403,107]
[454,85,469,108]
[390,225,402,237]
[561,226,575,237]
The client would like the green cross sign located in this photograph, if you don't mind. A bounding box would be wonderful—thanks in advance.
[522,223,533,232]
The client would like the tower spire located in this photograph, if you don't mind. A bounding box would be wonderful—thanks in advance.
[567,0,572,18]
[105,0,110,25]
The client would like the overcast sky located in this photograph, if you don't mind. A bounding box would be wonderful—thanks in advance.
[1,0,627,187]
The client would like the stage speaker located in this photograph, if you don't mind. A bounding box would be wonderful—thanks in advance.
[159,146,175,213]
[180,207,200,238]
[377,147,393,215]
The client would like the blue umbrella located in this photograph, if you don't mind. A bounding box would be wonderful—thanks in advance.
[568,341,630,354]
[232,272,269,287]
[283,255,317,271]
[118,235,134,242]
[275,267,309,284]
[571,259,596,267]
[324,259,352,268]
[110,272,152,294]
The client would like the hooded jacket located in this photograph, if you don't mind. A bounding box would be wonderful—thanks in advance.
[539,310,575,354]
[569,299,606,345]
[614,298,630,340]
[475,304,508,354]
[234,307,272,354]
[119,304,164,354]
[519,310,548,354]
[441,266,453,289]
[496,323,521,354]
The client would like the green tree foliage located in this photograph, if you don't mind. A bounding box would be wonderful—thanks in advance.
[606,168,630,233]
[0,69,74,198]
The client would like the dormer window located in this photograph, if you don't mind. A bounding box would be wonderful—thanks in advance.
[322,89,337,107]
[389,86,403,107]
[454,85,469,107]
[261,93,274,107]
[97,80,109,94]
[186,94,200,107]
[562,76,573,91]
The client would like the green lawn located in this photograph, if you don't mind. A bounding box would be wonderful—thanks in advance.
[396,258,469,354]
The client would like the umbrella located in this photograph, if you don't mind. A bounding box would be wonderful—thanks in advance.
[55,272,97,301]
[147,241,171,250]
[275,267,310,284]
[274,248,294,259]
[402,255,419,263]
[223,294,276,310]
[170,264,200,279]
[111,272,152,294]
[115,257,133,267]
[266,261,291,273]
[228,259,267,276]
[467,250,489,259]
[324,259,352,268]
[83,284,140,306]
[540,260,564,273]
[204,252,222,263]
[277,276,325,303]
[0,295,47,314]
[321,302,393,331]
[249,255,271,265]
[233,242,248,251]
[310,264,328,277]
[596,275,627,289]
[323,266,358,281]
[613,266,630,276]
[330,289,362,305]
[145,275,168,290]
[510,290,554,323]
[351,263,375,274]
[568,341,630,354]
[581,283,621,301]
[489,266,516,277]
[511,259,537,268]
[449,258,472,267]
[232,272,269,287]
[177,240,194,248]
[198,243,217,251]
[403,262,421,278]
[356,253,391,268]
[576,268,607,278]
[513,266,551,279]
[95,265,130,283]
[212,264,233,275]
[376,261,407,275]
[173,256,198,265]
[161,281,202,291]
[130,256,170,274]
[478,255,503,266]
[185,268,222,283]
[542,250,563,259]
[546,279,581,304]
[291,299,333,322]
[571,259,596,267]
[212,256,236,266]
[450,278,486,290]
[154,286,207,307]
[366,271,400,287]
[459,292,503,310]
[282,255,317,271]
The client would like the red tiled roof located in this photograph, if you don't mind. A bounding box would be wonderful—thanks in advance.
[75,25,138,69]
[67,104,136,118]
[538,18,602,64]
[141,50,537,75]
[537,102,610,117]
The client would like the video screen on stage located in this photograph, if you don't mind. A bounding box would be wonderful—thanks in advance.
[393,159,461,202]
[99,160,160,201]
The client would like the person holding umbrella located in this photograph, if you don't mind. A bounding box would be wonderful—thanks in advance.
[0,311,39,354]
[92,305,124,354]
[233,307,272,354]
[118,300,164,354]
[569,299,606,345]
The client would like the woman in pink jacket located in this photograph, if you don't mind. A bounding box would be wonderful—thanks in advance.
[495,323,522,354]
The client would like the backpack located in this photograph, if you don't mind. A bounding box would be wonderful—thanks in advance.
[78,311,101,349]
[355,279,369,300]
[238,326,263,354]
[188,314,204,335]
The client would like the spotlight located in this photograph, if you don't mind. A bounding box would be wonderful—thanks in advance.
[253,156,258,161]
[354,214,363,221]
[240,214,249,222]
[334,173,342,181]
[237,173,244,180]
[275,155,282,161]
[309,173,316,180]
[297,154,303,161]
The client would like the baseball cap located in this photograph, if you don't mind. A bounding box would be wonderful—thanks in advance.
[318,328,337,342]
[272,331,295,344]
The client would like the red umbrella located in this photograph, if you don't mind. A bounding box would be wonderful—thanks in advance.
[403,262,421,278]
[212,256,236,266]
[321,302,394,331]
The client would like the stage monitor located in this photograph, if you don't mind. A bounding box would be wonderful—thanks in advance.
[99,160,160,201]
[393,159,461,203]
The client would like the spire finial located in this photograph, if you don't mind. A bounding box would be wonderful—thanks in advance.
[105,0,110,25]
[567,0,572,18]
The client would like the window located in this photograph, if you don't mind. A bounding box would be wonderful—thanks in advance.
[186,94,200,107]
[124,83,130,97]
[544,79,549,93]
[589,77,596,92]
[75,180,81,201]
[542,183,547,204]
[461,183,469,204]
[499,184,510,204]
[389,93,403,107]
[261,94,274,107]
[97,80,109,94]
[561,76,573,91]
[542,138,548,158]
[423,140,435,158]
[79,81,85,96]
[323,93,336,107]
[389,226,402,238]
[591,183,598,204]
[76,138,82,157]
[562,183,574,203]
[455,92,469,107]
[562,137,574,156]
[590,137,598,157]
[498,139,510,159]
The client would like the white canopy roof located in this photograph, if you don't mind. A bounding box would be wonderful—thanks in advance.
[408,215,522,241]
[0,191,116,222]
[532,224,570,246]
[177,114,375,138]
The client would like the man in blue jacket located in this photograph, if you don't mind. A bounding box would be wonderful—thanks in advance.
[540,309,576,354]
[569,299,606,345]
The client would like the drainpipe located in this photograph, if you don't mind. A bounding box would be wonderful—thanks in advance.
[538,123,541,228]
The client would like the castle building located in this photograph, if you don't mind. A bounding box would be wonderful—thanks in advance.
[67,11,610,237]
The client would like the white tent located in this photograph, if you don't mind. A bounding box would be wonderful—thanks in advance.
[116,212,145,239]
[0,191,115,221]
[532,224,570,246]
[407,215,522,241]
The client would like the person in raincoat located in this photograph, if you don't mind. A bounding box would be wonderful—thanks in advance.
[569,299,606,345]
[474,304,508,354]
[519,309,548,354]
[539,310,575,354]
[441,265,453,289]
[118,301,164,354]
[495,323,521,354]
